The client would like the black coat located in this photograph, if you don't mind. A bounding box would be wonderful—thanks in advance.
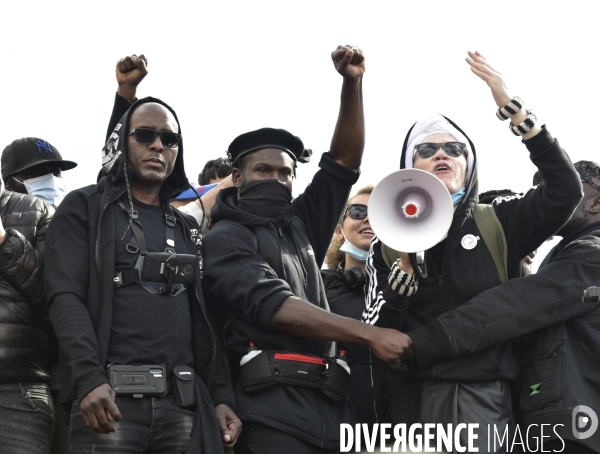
[0,187,53,383]
[202,152,359,449]
[410,221,600,450]
[363,121,582,423]
[46,97,233,453]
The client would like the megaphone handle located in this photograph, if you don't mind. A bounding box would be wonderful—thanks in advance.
[409,253,428,280]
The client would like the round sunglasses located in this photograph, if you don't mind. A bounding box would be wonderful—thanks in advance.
[414,142,466,159]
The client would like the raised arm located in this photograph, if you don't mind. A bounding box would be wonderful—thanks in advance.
[106,54,148,141]
[329,45,366,169]
[467,50,582,266]
[466,50,541,140]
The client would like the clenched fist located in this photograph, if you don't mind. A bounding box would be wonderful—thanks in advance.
[331,45,365,79]
[116,54,148,103]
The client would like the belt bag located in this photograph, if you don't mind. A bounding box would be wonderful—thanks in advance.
[240,351,350,403]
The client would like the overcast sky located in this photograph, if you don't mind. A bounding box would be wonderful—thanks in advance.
[1,0,595,268]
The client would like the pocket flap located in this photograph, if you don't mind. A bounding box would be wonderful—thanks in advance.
[521,338,566,364]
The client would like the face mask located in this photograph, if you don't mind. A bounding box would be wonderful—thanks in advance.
[18,174,66,209]
[339,229,368,262]
[451,186,466,205]
[238,179,292,219]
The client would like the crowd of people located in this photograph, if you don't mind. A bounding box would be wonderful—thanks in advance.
[0,44,598,454]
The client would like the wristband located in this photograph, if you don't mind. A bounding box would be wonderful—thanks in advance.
[496,96,524,121]
[510,110,538,136]
[388,260,418,297]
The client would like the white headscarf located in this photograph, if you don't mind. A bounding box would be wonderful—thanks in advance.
[404,114,475,188]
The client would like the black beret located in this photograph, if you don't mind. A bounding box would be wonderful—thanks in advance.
[227,128,312,164]
[2,137,77,179]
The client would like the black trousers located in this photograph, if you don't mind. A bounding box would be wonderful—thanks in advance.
[236,422,338,454]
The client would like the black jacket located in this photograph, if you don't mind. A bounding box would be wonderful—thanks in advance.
[321,267,381,428]
[363,121,582,414]
[409,221,600,450]
[0,180,53,383]
[46,97,233,452]
[202,153,359,449]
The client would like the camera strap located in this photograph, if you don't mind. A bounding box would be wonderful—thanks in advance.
[114,202,184,295]
[116,201,177,256]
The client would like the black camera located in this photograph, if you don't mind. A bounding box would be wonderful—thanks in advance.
[135,252,196,295]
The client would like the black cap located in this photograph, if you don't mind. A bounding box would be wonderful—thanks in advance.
[2,137,78,179]
[226,128,312,164]
[575,160,600,194]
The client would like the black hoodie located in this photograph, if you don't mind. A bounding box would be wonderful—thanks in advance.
[362,118,582,422]
[202,152,359,449]
[46,97,233,452]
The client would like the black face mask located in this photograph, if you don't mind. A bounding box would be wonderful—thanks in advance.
[238,179,292,219]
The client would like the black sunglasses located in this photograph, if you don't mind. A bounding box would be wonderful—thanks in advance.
[345,204,368,220]
[415,142,466,159]
[128,128,181,149]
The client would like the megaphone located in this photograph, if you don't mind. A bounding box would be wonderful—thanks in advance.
[368,169,454,253]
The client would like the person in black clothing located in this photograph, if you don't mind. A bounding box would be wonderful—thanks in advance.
[45,97,240,453]
[105,53,231,232]
[322,186,388,443]
[479,189,538,276]
[202,45,409,454]
[362,51,583,452]
[398,163,600,452]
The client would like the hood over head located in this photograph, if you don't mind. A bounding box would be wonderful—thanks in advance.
[400,114,478,212]
[100,96,189,203]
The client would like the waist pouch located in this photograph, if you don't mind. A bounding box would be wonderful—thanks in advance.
[171,365,196,408]
[240,351,350,403]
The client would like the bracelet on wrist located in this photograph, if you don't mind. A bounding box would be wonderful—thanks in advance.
[509,110,538,136]
[496,96,524,121]
[388,259,418,297]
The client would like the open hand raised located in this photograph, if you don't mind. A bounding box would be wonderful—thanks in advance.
[466,51,512,108]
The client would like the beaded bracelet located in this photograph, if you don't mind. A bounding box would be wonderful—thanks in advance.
[496,96,524,121]
[388,260,418,297]
[510,110,538,136]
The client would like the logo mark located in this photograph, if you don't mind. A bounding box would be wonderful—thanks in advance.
[35,140,53,154]
[529,383,541,396]
[572,405,598,440]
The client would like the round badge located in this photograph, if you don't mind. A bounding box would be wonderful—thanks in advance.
[461,234,480,250]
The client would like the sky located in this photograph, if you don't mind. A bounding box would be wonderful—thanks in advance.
[1,0,596,269]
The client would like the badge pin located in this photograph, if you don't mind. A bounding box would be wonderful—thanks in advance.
[461,234,480,250]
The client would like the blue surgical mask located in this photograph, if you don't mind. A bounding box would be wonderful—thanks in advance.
[19,174,67,209]
[451,186,466,205]
[339,229,369,262]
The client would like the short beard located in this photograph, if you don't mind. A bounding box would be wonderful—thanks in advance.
[556,203,588,238]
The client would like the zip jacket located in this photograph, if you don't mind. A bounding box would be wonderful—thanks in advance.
[202,152,359,449]
[46,97,233,453]
[362,120,582,417]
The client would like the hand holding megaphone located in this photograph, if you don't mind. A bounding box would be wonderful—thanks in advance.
[369,169,454,278]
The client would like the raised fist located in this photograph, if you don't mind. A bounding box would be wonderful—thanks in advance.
[331,45,365,79]
[116,54,148,103]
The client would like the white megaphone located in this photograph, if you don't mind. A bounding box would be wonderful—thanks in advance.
[368,169,454,253]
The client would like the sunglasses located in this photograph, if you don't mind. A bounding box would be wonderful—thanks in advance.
[414,142,466,159]
[345,204,368,220]
[128,128,181,149]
